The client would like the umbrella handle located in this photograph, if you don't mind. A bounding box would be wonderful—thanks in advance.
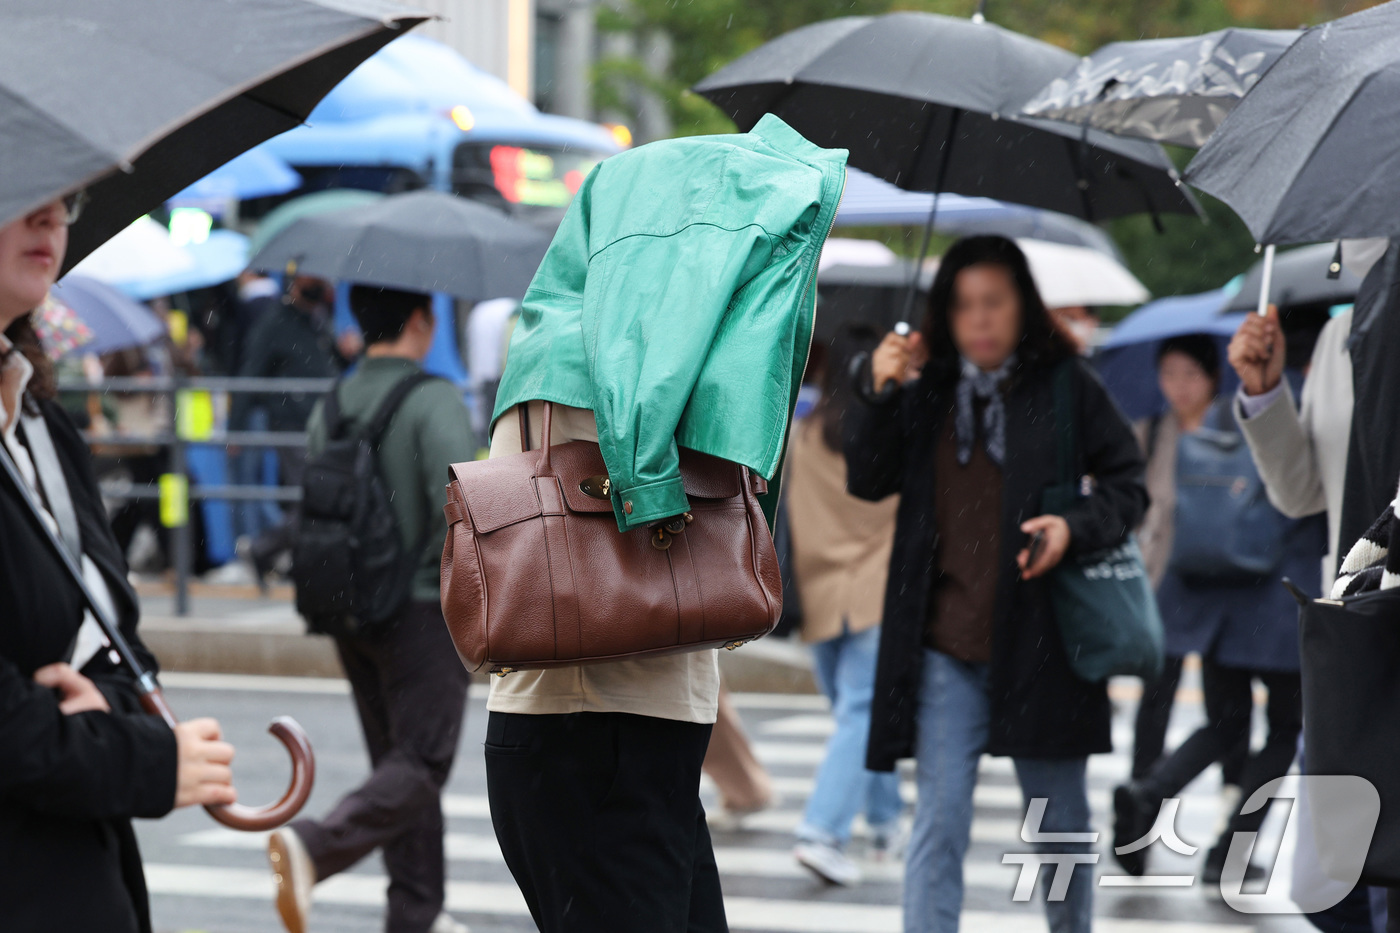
[1257,244,1276,317]
[140,689,316,832]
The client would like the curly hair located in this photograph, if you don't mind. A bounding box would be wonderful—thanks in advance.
[2,314,56,408]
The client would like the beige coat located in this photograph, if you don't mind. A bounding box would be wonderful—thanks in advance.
[1234,309,1352,590]
[785,418,898,644]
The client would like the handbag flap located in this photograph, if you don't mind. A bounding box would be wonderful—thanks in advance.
[447,453,546,533]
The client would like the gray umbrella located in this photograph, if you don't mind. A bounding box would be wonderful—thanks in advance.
[248,190,552,301]
[1020,29,1299,149]
[693,12,1200,223]
[1184,2,1400,246]
[1224,243,1362,313]
[0,0,427,271]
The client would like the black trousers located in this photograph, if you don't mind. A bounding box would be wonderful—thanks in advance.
[1140,661,1302,843]
[485,710,728,933]
[1131,655,1248,785]
[292,601,470,933]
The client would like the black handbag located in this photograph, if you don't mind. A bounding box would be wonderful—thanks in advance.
[1297,583,1400,885]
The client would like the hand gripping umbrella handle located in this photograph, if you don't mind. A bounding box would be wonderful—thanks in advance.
[140,688,316,831]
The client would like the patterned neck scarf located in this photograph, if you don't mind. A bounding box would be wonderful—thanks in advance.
[954,354,1015,466]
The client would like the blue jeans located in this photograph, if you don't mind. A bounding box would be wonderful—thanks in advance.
[906,649,1093,933]
[796,625,903,846]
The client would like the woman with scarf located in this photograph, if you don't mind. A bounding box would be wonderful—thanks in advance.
[0,196,237,933]
[845,236,1147,933]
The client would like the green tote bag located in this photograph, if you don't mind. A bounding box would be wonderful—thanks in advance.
[1041,362,1164,682]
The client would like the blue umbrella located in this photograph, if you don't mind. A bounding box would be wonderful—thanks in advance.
[170,149,302,203]
[120,230,250,300]
[50,275,166,356]
[1094,289,1244,420]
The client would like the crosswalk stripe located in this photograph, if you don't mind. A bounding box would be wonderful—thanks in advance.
[142,864,1254,933]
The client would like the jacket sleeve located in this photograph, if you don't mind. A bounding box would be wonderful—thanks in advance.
[1235,378,1329,519]
[582,223,776,531]
[0,655,177,820]
[1060,362,1149,555]
[842,367,905,502]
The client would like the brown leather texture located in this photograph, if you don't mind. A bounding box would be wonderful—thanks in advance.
[440,402,783,674]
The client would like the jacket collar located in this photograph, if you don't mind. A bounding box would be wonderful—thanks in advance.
[750,114,847,167]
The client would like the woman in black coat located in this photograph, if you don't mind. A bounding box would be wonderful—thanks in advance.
[0,197,236,933]
[844,237,1147,933]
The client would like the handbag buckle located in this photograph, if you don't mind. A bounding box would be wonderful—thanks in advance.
[580,475,612,499]
[650,513,694,550]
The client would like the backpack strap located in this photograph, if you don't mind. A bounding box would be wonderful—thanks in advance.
[322,377,348,440]
[360,371,439,447]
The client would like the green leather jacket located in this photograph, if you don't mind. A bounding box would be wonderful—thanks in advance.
[493,114,848,531]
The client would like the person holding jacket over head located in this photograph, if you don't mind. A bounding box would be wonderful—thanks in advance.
[481,114,847,933]
[845,236,1147,933]
[0,197,236,933]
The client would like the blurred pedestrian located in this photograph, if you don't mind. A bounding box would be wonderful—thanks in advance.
[787,324,903,887]
[846,235,1147,933]
[701,688,774,827]
[1127,336,1248,802]
[229,274,350,584]
[267,285,476,933]
[481,114,845,933]
[0,196,236,933]
[1113,333,1326,882]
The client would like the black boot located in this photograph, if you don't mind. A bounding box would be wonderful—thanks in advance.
[1111,783,1157,876]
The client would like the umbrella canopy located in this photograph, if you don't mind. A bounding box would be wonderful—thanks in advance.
[49,275,166,356]
[1185,2,1400,245]
[836,168,1123,257]
[171,150,302,204]
[693,12,1199,222]
[1015,239,1149,308]
[248,189,386,256]
[248,190,551,301]
[69,217,194,285]
[1021,29,1299,148]
[1094,290,1243,420]
[1224,243,1363,313]
[0,0,427,271]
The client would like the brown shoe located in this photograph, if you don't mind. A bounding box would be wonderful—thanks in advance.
[268,827,315,933]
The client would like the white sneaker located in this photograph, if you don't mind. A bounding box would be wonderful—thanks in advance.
[794,840,862,886]
[430,912,470,933]
[868,816,912,862]
[268,827,315,933]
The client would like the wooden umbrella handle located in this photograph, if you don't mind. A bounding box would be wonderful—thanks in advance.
[140,689,316,832]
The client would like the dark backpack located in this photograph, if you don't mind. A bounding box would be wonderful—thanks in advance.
[292,371,436,637]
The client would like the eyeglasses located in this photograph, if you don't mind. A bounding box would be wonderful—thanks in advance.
[61,190,88,225]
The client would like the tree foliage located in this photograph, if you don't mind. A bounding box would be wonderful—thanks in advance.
[595,0,1385,298]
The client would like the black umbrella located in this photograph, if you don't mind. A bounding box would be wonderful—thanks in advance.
[1020,28,1299,148]
[1224,243,1362,313]
[248,190,552,301]
[693,12,1200,224]
[0,0,427,271]
[1185,2,1400,246]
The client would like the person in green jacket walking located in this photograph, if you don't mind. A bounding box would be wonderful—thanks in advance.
[268,285,477,933]
[483,114,847,933]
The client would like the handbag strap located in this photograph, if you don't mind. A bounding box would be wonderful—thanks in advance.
[517,401,555,474]
[1051,360,1078,487]
[18,412,81,564]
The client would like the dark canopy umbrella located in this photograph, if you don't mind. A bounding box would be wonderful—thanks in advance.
[1225,243,1362,313]
[693,12,1200,223]
[49,274,165,356]
[1185,2,1400,246]
[248,190,551,301]
[1021,29,1299,148]
[0,0,427,271]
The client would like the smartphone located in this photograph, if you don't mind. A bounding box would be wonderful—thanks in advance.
[1025,529,1046,569]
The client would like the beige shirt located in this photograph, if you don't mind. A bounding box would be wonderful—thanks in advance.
[484,401,720,724]
[785,418,897,643]
[1134,413,1181,590]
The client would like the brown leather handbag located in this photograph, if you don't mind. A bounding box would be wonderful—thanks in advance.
[440,402,783,674]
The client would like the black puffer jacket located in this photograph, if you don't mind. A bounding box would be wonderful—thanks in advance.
[845,357,1147,770]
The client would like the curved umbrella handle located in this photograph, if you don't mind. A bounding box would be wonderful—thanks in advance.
[141,691,316,831]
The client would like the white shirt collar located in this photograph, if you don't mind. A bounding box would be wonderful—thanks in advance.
[0,331,34,440]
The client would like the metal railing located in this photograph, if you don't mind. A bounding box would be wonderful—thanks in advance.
[59,375,336,615]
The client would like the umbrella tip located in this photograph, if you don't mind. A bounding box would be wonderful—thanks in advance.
[972,0,987,23]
